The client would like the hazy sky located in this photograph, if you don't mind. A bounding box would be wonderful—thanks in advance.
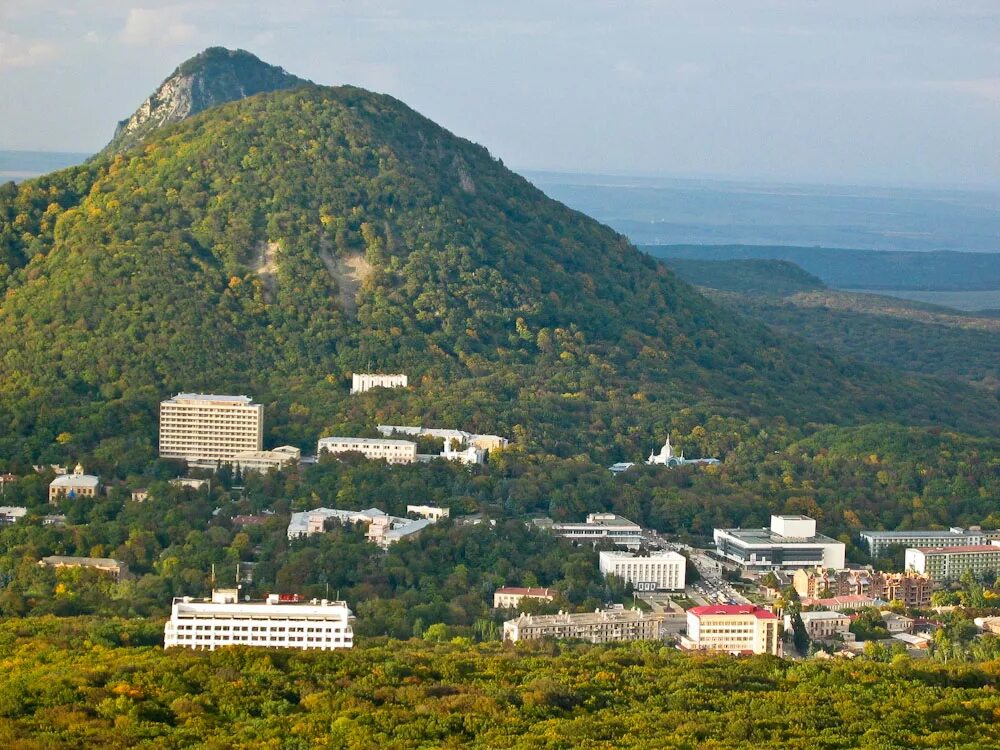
[2,1,999,186]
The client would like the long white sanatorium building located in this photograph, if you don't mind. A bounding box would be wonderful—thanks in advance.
[351,373,407,394]
[317,437,417,465]
[859,527,1000,557]
[287,507,436,548]
[599,550,686,591]
[159,394,264,462]
[503,607,685,643]
[535,513,644,549]
[164,589,354,651]
[713,515,846,570]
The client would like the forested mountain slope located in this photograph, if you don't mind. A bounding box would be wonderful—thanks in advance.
[0,74,997,465]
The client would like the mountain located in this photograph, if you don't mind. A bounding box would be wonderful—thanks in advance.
[98,47,309,158]
[0,50,997,467]
[660,258,825,296]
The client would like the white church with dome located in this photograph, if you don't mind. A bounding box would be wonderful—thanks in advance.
[646,436,720,468]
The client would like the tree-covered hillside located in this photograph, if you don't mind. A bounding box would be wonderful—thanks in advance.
[0,84,997,466]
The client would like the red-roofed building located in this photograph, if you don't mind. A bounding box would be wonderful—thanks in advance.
[493,586,556,609]
[681,604,781,655]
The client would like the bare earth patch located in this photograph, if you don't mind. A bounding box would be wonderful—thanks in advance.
[317,246,372,316]
[253,240,280,303]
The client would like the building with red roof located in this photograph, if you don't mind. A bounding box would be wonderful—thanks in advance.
[681,604,781,656]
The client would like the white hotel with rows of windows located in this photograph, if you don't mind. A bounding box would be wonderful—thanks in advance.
[163,589,354,651]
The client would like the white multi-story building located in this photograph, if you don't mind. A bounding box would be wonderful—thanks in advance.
[317,437,417,465]
[164,589,354,651]
[351,374,407,394]
[535,513,644,549]
[407,505,450,521]
[681,605,782,656]
[860,527,1000,557]
[599,550,686,591]
[159,394,263,462]
[905,544,1000,582]
[713,515,846,570]
[287,506,436,548]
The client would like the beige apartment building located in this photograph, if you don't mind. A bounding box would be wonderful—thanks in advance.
[503,606,683,643]
[159,394,263,462]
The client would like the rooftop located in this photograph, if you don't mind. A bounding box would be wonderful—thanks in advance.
[50,474,99,487]
[688,605,778,620]
[862,528,997,538]
[509,607,668,627]
[717,526,841,545]
[495,587,555,597]
[40,555,125,568]
[165,393,255,404]
[914,544,1000,554]
[317,437,416,447]
[799,610,850,621]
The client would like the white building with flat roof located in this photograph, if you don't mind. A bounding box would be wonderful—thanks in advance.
[503,606,682,643]
[189,445,300,473]
[0,506,28,524]
[159,394,263,462]
[287,506,437,548]
[535,513,644,549]
[376,425,508,451]
[351,374,407,394]
[860,527,1000,557]
[164,589,354,651]
[713,515,845,570]
[599,550,686,591]
[317,437,417,465]
[407,505,450,521]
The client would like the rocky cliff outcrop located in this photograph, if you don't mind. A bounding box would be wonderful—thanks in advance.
[99,47,309,157]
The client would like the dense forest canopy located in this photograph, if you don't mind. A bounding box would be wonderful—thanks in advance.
[0,84,997,471]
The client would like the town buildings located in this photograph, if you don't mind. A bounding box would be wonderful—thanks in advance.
[493,587,556,609]
[880,612,915,634]
[534,513,644,549]
[376,425,508,451]
[287,506,436,548]
[598,550,686,591]
[859,527,1000,558]
[791,568,933,608]
[646,435,720,467]
[163,589,354,651]
[351,374,407,394]
[38,555,130,581]
[159,394,264,463]
[48,464,100,503]
[795,610,852,641]
[681,605,782,656]
[713,515,845,570]
[904,544,1000,582]
[316,437,417,465]
[503,606,682,643]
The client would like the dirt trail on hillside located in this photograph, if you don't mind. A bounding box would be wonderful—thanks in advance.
[317,245,371,316]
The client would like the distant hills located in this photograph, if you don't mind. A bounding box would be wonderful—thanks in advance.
[0,48,997,466]
[647,244,1000,292]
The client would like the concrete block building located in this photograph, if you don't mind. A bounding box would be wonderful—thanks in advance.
[159,394,263,463]
[599,550,686,591]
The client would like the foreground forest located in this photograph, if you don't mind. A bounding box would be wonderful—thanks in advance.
[0,620,998,749]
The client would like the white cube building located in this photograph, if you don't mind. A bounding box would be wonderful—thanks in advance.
[351,373,407,394]
[713,515,845,570]
[164,589,354,651]
[159,394,263,462]
[599,550,686,591]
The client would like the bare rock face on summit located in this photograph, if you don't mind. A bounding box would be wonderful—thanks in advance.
[99,47,309,157]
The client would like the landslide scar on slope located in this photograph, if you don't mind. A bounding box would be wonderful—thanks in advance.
[317,245,371,317]
[254,240,280,303]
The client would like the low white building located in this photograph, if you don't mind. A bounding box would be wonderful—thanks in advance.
[681,605,782,656]
[535,513,644,549]
[407,505,450,521]
[599,550,686,591]
[351,373,407,394]
[376,425,508,451]
[287,506,437,548]
[493,587,556,609]
[441,443,487,465]
[48,464,100,503]
[503,606,682,643]
[170,478,209,490]
[189,445,301,473]
[0,506,28,525]
[317,437,417,465]
[164,589,354,651]
[713,515,846,570]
